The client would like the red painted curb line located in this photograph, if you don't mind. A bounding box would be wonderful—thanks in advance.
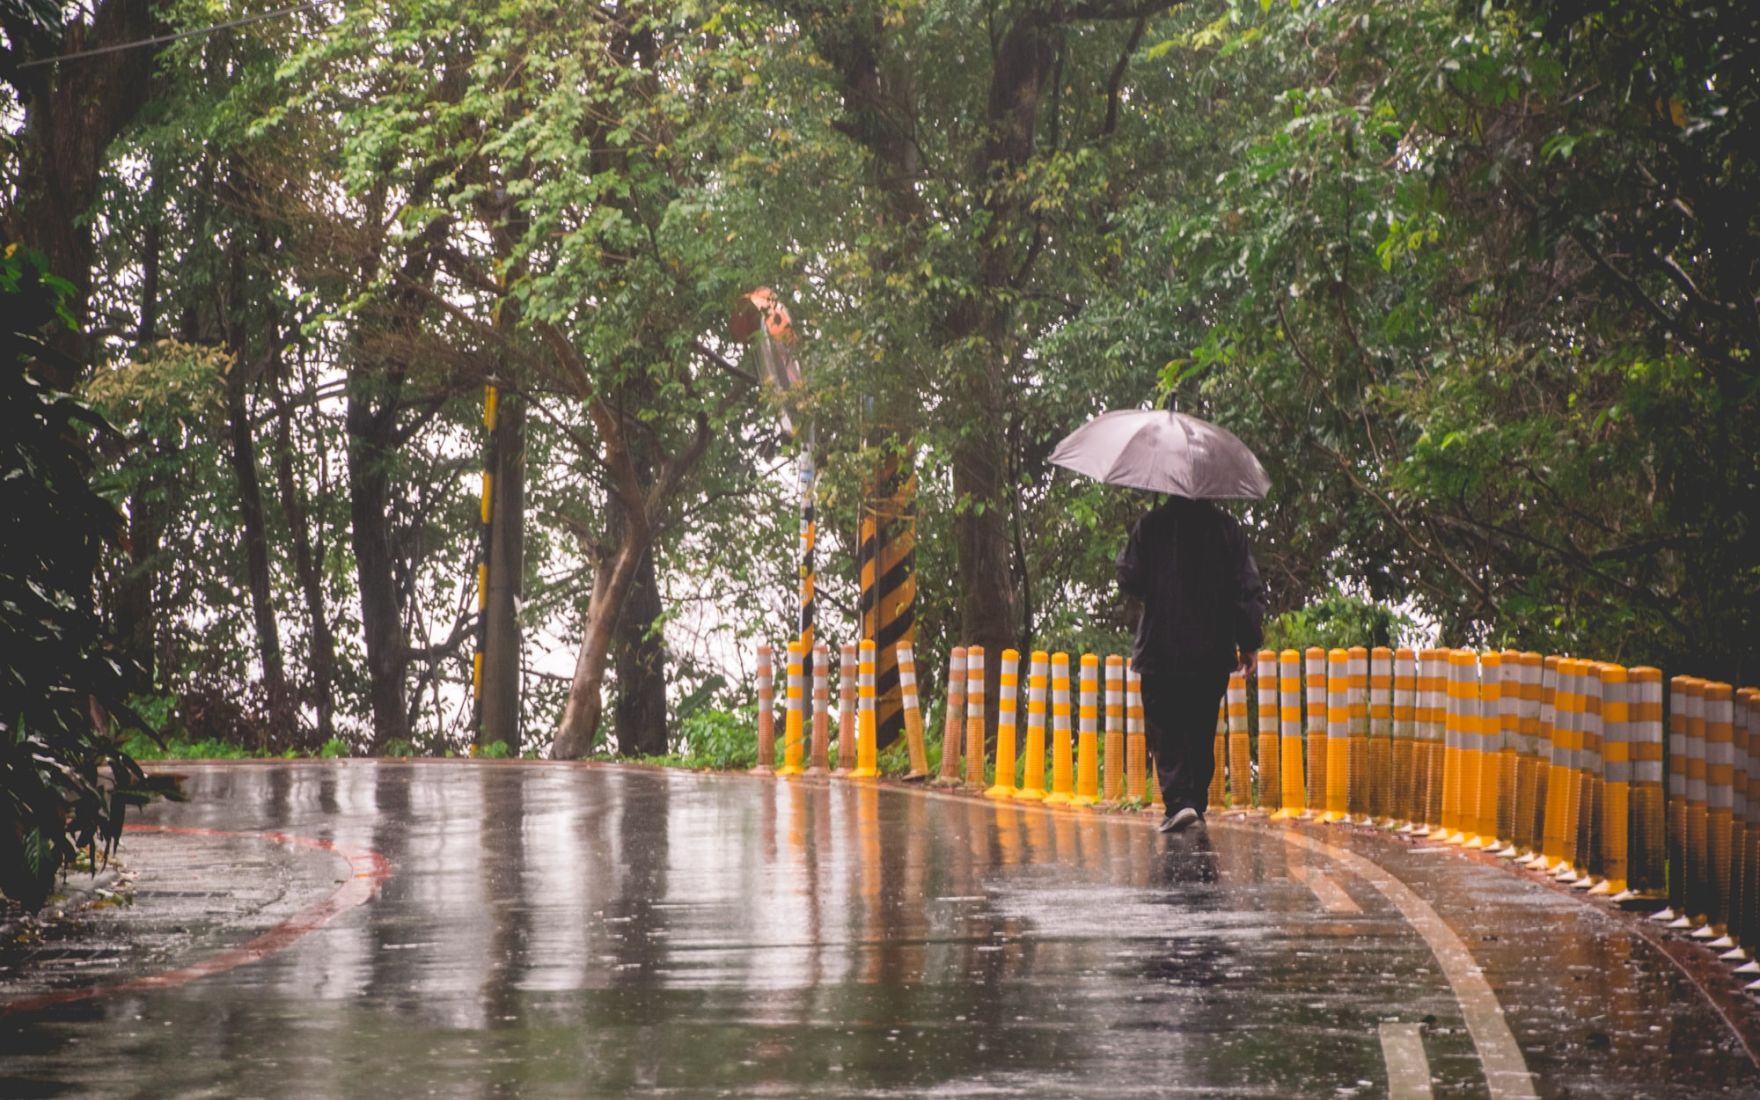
[2,824,393,1017]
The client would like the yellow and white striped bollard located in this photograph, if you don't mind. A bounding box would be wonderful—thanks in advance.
[964,646,988,789]
[1477,651,1506,851]
[1511,652,1545,857]
[1227,671,1251,811]
[1256,650,1281,813]
[1490,652,1522,856]
[897,642,930,779]
[1306,647,1328,819]
[1417,648,1447,834]
[754,643,775,774]
[1523,656,1561,867]
[1073,654,1100,808]
[1625,667,1665,901]
[1684,676,1710,926]
[1046,653,1074,806]
[1700,682,1736,940]
[1277,650,1305,817]
[807,641,831,774]
[1103,655,1127,802]
[938,647,967,784]
[1018,652,1050,800]
[1565,661,1606,885]
[987,649,1021,799]
[1324,650,1349,822]
[1127,668,1148,804]
[1369,646,1393,826]
[835,644,857,776]
[1731,693,1760,957]
[779,641,806,776]
[1392,648,1417,829]
[1599,664,1632,895]
[1347,646,1370,822]
[851,640,879,779]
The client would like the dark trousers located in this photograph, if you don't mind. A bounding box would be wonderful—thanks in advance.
[1141,669,1231,815]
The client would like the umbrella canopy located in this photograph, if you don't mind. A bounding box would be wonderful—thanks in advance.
[1049,410,1270,500]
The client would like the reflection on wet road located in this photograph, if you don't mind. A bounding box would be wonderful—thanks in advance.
[2,762,1757,1098]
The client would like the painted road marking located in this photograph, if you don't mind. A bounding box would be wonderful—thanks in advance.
[660,767,1539,1096]
[1380,1021,1435,1100]
[0,825,392,1017]
[1280,827,1539,1100]
[1282,838,1364,913]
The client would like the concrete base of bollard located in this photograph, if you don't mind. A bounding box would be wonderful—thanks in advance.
[1691,924,1720,940]
[1649,907,1679,922]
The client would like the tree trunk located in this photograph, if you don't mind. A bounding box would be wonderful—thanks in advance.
[553,537,649,759]
[611,525,668,757]
[347,386,410,752]
[4,0,163,383]
[115,187,165,691]
[273,368,336,744]
[480,391,526,753]
[221,225,288,742]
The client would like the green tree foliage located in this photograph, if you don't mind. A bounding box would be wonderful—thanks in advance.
[1065,0,1756,677]
[1,246,172,909]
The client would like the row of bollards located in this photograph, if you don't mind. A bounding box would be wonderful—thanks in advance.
[748,639,1760,979]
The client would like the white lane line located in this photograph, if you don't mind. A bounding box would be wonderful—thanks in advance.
[1283,842,1364,913]
[1379,1022,1435,1100]
[1279,828,1539,1100]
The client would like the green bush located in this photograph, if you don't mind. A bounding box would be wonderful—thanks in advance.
[1264,590,1423,653]
[679,704,758,770]
[2,246,173,910]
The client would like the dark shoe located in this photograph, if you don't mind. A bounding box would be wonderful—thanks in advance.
[1158,807,1200,833]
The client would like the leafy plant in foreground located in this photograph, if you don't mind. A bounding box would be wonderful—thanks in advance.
[1,245,176,910]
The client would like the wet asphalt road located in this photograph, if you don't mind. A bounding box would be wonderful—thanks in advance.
[2,761,1757,1098]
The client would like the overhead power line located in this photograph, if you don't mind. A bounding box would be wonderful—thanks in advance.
[17,0,343,71]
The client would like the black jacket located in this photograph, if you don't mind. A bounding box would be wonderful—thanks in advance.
[1115,497,1265,676]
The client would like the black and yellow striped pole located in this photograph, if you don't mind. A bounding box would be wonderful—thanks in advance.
[859,454,917,750]
[470,382,500,735]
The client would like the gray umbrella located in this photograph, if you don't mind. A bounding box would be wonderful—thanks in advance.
[1048,410,1270,499]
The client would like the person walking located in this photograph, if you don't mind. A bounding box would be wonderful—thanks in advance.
[1115,495,1264,832]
